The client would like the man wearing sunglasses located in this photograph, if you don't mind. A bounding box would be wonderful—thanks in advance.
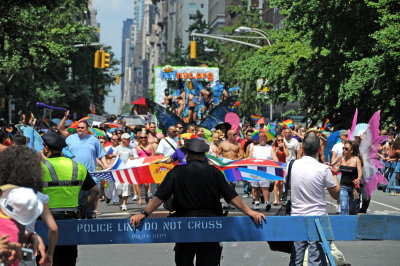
[156,126,178,156]
[66,121,109,172]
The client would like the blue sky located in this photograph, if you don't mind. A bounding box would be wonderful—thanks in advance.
[94,0,133,114]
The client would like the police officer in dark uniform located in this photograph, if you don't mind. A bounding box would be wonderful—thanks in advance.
[130,138,265,266]
[41,132,99,266]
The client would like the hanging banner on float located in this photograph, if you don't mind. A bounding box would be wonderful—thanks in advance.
[154,65,219,105]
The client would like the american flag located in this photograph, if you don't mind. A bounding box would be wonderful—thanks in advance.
[90,169,139,184]
[90,171,114,182]
[91,156,139,184]
[89,102,96,114]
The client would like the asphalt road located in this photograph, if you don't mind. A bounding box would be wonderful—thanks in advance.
[76,184,400,266]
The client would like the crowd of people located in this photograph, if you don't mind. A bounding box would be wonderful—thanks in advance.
[0,107,399,265]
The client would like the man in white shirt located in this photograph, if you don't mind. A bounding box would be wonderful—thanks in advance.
[114,133,139,211]
[104,135,120,204]
[156,126,178,156]
[248,132,273,211]
[283,128,300,162]
[331,130,348,163]
[285,133,340,266]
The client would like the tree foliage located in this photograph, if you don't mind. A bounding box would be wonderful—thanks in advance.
[0,0,117,120]
[231,0,400,127]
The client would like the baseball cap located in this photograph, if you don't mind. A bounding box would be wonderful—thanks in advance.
[339,130,348,136]
[121,133,131,139]
[0,187,43,225]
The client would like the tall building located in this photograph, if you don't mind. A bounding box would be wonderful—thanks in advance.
[208,0,225,33]
[121,19,133,105]
[166,0,177,53]
[175,0,209,49]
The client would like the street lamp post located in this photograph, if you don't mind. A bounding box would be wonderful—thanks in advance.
[234,26,272,47]
[235,26,273,120]
[191,32,262,49]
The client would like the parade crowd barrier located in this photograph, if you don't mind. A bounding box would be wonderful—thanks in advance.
[35,215,400,266]
[384,160,400,193]
[36,215,400,245]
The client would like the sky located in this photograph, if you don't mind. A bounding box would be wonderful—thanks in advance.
[94,0,133,115]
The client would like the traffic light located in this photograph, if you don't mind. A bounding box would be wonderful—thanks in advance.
[116,74,120,85]
[94,50,101,68]
[101,51,110,68]
[190,41,196,59]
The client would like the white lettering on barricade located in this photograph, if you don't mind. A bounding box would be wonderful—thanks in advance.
[118,222,135,232]
[77,223,113,233]
[163,221,182,230]
[187,220,223,230]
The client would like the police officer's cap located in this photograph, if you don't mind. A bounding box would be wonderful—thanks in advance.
[185,138,209,154]
[42,132,67,151]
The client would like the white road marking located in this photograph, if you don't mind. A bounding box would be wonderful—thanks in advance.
[325,199,400,213]
[370,200,400,211]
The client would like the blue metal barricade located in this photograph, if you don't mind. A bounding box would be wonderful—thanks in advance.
[385,161,400,193]
[35,215,400,266]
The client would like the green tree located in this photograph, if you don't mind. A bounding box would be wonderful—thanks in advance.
[0,0,117,120]
[233,0,400,126]
[219,0,273,118]
[186,10,220,67]
[163,37,187,66]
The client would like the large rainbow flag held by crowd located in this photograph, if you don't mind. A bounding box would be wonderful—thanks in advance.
[90,155,286,185]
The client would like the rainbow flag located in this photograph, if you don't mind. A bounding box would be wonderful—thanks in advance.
[221,168,242,182]
[78,116,90,122]
[283,119,294,129]
[251,114,261,121]
[324,118,331,129]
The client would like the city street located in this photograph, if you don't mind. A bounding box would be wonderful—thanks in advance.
[77,185,400,266]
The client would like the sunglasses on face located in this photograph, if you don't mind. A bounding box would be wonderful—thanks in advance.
[140,137,147,139]
[277,139,283,142]
[77,127,86,129]
[111,139,118,141]
[172,131,177,133]
[177,127,183,129]
[343,147,350,151]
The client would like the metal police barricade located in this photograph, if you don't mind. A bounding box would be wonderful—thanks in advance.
[36,215,400,266]
[385,161,400,194]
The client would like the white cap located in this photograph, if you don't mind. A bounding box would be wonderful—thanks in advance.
[121,133,131,139]
[0,187,43,225]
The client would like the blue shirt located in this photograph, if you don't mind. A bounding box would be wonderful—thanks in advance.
[66,134,106,172]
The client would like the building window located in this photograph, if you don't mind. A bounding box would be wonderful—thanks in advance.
[189,3,196,11]
[201,4,204,8]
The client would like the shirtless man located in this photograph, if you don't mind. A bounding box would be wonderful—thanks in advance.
[218,130,244,160]
[199,83,213,118]
[163,89,173,113]
[187,92,197,122]
[217,129,243,208]
[177,88,186,118]
[147,122,164,151]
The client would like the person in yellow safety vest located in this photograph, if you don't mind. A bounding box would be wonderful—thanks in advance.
[41,132,99,266]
